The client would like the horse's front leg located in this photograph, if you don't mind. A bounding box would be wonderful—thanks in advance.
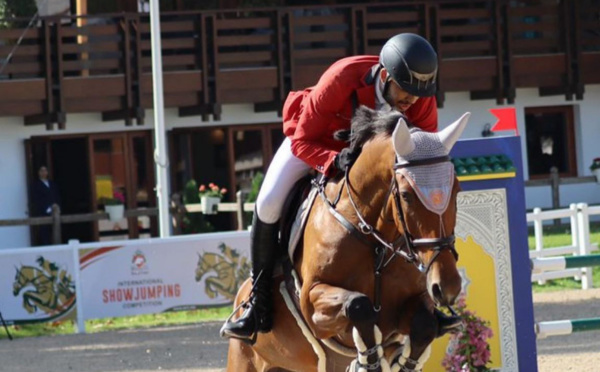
[306,283,391,372]
[205,278,218,299]
[389,298,438,372]
[22,292,37,314]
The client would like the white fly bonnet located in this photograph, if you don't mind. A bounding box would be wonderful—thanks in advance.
[392,113,471,215]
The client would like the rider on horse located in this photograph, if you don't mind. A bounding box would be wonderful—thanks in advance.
[221,33,446,341]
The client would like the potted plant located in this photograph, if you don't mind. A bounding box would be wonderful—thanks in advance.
[102,190,126,222]
[590,157,600,184]
[442,295,494,372]
[199,183,227,215]
[182,180,215,234]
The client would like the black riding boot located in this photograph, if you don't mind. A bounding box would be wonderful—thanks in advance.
[220,212,279,339]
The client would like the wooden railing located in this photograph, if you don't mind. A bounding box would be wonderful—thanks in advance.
[0,191,253,245]
[525,167,598,226]
[0,0,598,128]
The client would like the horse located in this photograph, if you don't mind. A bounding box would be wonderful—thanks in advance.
[225,107,470,372]
[196,243,251,301]
[13,260,75,315]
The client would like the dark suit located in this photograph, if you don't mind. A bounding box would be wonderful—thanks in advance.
[32,179,61,245]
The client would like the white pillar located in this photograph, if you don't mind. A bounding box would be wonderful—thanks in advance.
[149,0,171,237]
[70,239,86,334]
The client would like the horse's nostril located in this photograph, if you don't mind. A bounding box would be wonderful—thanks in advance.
[432,283,444,304]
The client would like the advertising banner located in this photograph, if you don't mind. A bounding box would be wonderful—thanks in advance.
[79,231,250,320]
[0,246,77,324]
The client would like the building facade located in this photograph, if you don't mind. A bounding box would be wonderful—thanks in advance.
[1,0,599,249]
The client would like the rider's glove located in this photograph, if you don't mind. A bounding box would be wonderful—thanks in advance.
[334,147,360,172]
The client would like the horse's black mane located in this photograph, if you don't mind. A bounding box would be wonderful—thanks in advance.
[334,106,413,153]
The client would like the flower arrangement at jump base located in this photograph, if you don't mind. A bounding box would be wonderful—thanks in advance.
[442,295,494,372]
[199,183,227,214]
[590,157,600,184]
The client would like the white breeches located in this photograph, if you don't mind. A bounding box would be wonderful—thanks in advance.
[256,137,311,223]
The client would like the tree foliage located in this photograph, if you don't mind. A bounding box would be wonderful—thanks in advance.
[1,0,37,19]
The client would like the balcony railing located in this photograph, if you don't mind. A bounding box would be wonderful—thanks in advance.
[0,0,598,129]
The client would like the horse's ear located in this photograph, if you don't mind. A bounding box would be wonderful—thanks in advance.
[392,117,415,157]
[439,112,471,152]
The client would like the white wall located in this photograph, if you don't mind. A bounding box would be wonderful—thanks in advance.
[438,86,600,210]
[1,88,599,249]
[0,105,279,249]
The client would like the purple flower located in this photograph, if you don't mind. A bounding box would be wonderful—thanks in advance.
[442,294,493,371]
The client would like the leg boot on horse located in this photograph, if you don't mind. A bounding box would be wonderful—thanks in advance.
[221,211,279,341]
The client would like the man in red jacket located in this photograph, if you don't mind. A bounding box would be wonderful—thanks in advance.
[222,33,439,341]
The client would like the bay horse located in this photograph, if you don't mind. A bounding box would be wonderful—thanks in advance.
[225,107,470,372]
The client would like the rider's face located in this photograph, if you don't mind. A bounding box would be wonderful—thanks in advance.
[380,69,419,113]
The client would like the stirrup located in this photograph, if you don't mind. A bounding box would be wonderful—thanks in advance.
[220,272,267,344]
[220,299,259,345]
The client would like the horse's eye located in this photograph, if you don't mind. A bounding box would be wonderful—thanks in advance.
[400,191,411,202]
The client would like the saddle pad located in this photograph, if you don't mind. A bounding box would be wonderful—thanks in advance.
[288,186,319,261]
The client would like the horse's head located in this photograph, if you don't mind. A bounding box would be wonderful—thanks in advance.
[388,112,470,306]
[13,266,29,295]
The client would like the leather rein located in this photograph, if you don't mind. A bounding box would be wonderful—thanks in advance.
[317,155,458,313]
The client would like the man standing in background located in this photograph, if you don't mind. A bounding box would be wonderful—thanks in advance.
[32,165,61,245]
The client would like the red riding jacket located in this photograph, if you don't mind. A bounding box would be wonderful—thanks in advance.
[282,55,438,176]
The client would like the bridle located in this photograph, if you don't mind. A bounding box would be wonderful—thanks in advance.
[317,154,459,312]
[391,155,459,270]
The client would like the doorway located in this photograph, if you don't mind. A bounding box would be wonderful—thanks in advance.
[89,132,156,240]
[525,105,576,178]
[27,131,156,243]
[170,123,283,231]
[51,138,94,242]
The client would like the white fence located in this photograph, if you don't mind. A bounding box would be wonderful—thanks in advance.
[527,203,599,289]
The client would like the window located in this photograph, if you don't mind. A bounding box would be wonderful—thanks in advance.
[525,105,576,178]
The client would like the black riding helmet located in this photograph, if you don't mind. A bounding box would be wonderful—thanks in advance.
[379,33,438,97]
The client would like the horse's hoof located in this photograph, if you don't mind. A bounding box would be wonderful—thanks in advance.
[435,310,463,337]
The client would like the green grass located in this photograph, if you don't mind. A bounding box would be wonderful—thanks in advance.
[529,221,600,293]
[0,306,232,340]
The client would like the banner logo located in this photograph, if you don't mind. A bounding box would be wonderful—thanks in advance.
[195,243,251,301]
[13,256,75,315]
[131,250,149,275]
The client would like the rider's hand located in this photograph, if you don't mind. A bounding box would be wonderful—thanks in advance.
[334,148,360,172]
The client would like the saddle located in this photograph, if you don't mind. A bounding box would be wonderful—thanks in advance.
[279,175,319,263]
